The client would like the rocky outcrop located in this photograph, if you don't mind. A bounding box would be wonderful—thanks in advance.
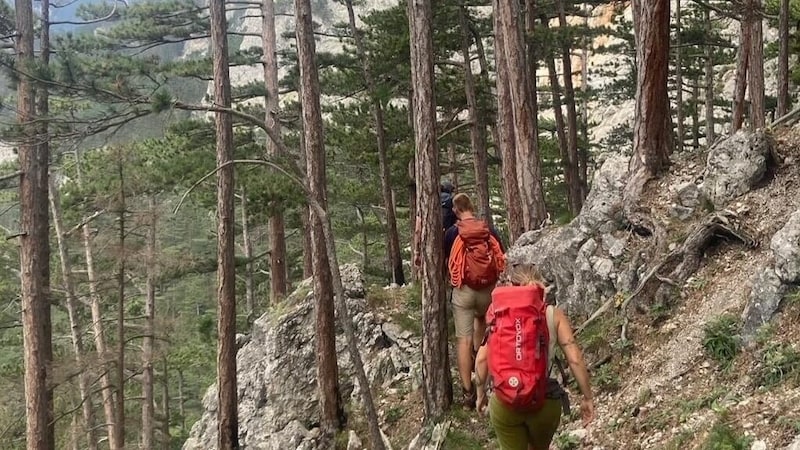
[507,154,628,316]
[741,210,800,343]
[701,130,775,208]
[183,265,420,449]
[772,210,800,284]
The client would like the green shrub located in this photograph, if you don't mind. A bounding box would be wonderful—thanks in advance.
[554,432,580,450]
[703,315,741,368]
[593,363,621,392]
[756,342,800,387]
[702,419,752,450]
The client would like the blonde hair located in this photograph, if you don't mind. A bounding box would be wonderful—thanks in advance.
[500,263,546,288]
[452,193,474,213]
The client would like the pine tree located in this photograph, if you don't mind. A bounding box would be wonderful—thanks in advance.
[209,0,239,447]
[408,0,452,420]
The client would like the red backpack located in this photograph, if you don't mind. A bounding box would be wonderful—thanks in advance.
[486,284,550,411]
[448,218,505,289]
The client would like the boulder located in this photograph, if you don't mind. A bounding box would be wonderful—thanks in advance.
[183,265,420,449]
[676,182,705,209]
[771,210,800,284]
[741,268,788,345]
[702,130,775,208]
[786,435,800,450]
[508,155,627,315]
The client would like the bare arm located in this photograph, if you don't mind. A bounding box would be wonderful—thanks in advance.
[474,344,489,413]
[555,308,592,400]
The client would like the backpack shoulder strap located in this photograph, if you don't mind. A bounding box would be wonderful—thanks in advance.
[546,305,557,369]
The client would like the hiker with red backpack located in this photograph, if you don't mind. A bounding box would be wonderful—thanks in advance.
[444,193,506,409]
[474,263,594,450]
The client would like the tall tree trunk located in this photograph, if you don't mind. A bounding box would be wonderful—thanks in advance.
[748,0,765,129]
[49,178,96,450]
[141,196,157,450]
[300,207,314,278]
[17,0,54,445]
[178,370,186,435]
[459,6,492,226]
[356,206,369,269]
[262,0,288,302]
[344,0,405,285]
[161,359,171,450]
[492,0,524,241]
[704,8,715,144]
[556,0,583,213]
[497,0,547,229]
[241,186,255,322]
[210,0,239,446]
[732,16,751,133]
[692,79,701,149]
[408,0,452,421]
[626,0,671,205]
[82,224,119,447]
[580,7,590,194]
[778,0,790,117]
[295,0,343,438]
[675,0,684,152]
[447,144,459,190]
[114,150,126,450]
[541,18,572,213]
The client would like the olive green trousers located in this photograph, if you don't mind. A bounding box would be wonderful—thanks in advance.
[488,396,562,450]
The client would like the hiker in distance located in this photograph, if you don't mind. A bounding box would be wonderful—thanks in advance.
[474,264,595,450]
[444,193,505,409]
[412,181,457,269]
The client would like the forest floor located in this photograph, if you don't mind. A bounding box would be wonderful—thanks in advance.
[349,127,800,450]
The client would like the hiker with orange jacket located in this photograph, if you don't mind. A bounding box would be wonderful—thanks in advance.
[474,263,595,450]
[444,193,505,409]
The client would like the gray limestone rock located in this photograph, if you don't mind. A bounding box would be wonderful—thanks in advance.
[183,265,419,449]
[771,210,800,284]
[741,268,788,345]
[508,155,628,316]
[702,130,775,207]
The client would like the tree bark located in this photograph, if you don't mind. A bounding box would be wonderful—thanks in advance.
[692,80,700,150]
[704,8,715,144]
[262,0,288,302]
[732,16,751,133]
[344,0,405,285]
[161,359,171,450]
[114,150,126,450]
[497,0,547,229]
[300,207,314,278]
[210,0,239,446]
[49,178,96,450]
[295,0,344,438]
[777,0,790,117]
[748,0,765,129]
[241,186,255,322]
[556,0,584,214]
[580,8,590,194]
[178,370,186,435]
[17,0,54,445]
[626,0,671,205]
[141,196,157,450]
[675,0,684,153]
[459,6,492,226]
[493,0,524,241]
[82,224,119,448]
[408,0,452,421]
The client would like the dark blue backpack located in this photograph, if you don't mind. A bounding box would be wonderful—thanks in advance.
[441,192,456,230]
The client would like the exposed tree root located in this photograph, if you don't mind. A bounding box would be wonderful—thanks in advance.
[618,211,758,344]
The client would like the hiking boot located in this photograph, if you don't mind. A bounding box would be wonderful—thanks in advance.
[462,384,476,410]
